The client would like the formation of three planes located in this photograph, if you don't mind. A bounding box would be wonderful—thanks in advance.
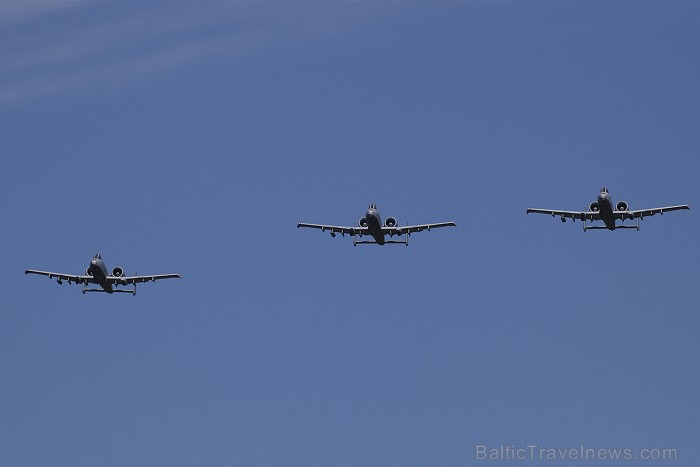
[25,187,689,294]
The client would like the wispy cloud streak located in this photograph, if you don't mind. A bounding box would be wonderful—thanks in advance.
[0,2,392,105]
[0,0,85,24]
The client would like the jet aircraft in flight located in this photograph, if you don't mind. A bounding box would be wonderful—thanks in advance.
[526,187,689,231]
[25,253,181,294]
[297,204,456,245]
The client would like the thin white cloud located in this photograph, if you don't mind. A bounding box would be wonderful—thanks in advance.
[0,30,271,104]
[0,2,396,105]
[0,0,85,24]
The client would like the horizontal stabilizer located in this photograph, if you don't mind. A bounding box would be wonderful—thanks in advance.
[82,288,136,295]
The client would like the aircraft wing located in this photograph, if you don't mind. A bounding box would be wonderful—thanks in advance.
[618,205,690,220]
[526,208,601,221]
[109,274,181,285]
[297,223,365,236]
[24,269,95,284]
[384,222,457,235]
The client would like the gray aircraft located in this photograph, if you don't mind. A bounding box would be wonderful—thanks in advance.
[25,253,181,295]
[297,204,456,245]
[526,187,690,231]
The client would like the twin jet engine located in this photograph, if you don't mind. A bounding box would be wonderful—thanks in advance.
[589,200,628,212]
[358,216,397,227]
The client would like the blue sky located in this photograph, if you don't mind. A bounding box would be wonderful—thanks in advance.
[1,1,699,465]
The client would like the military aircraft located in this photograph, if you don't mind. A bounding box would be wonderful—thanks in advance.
[526,187,690,231]
[297,204,456,245]
[25,253,181,294]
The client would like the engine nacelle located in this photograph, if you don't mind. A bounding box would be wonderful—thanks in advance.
[358,217,368,227]
[112,266,124,277]
[616,201,628,212]
[385,217,397,227]
[85,268,93,276]
[589,201,599,212]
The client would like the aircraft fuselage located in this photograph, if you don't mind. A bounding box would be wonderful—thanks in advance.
[87,256,113,293]
[597,190,616,230]
[365,206,386,245]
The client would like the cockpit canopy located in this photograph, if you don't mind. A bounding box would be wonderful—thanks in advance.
[93,253,102,259]
[600,187,608,193]
[368,203,377,210]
